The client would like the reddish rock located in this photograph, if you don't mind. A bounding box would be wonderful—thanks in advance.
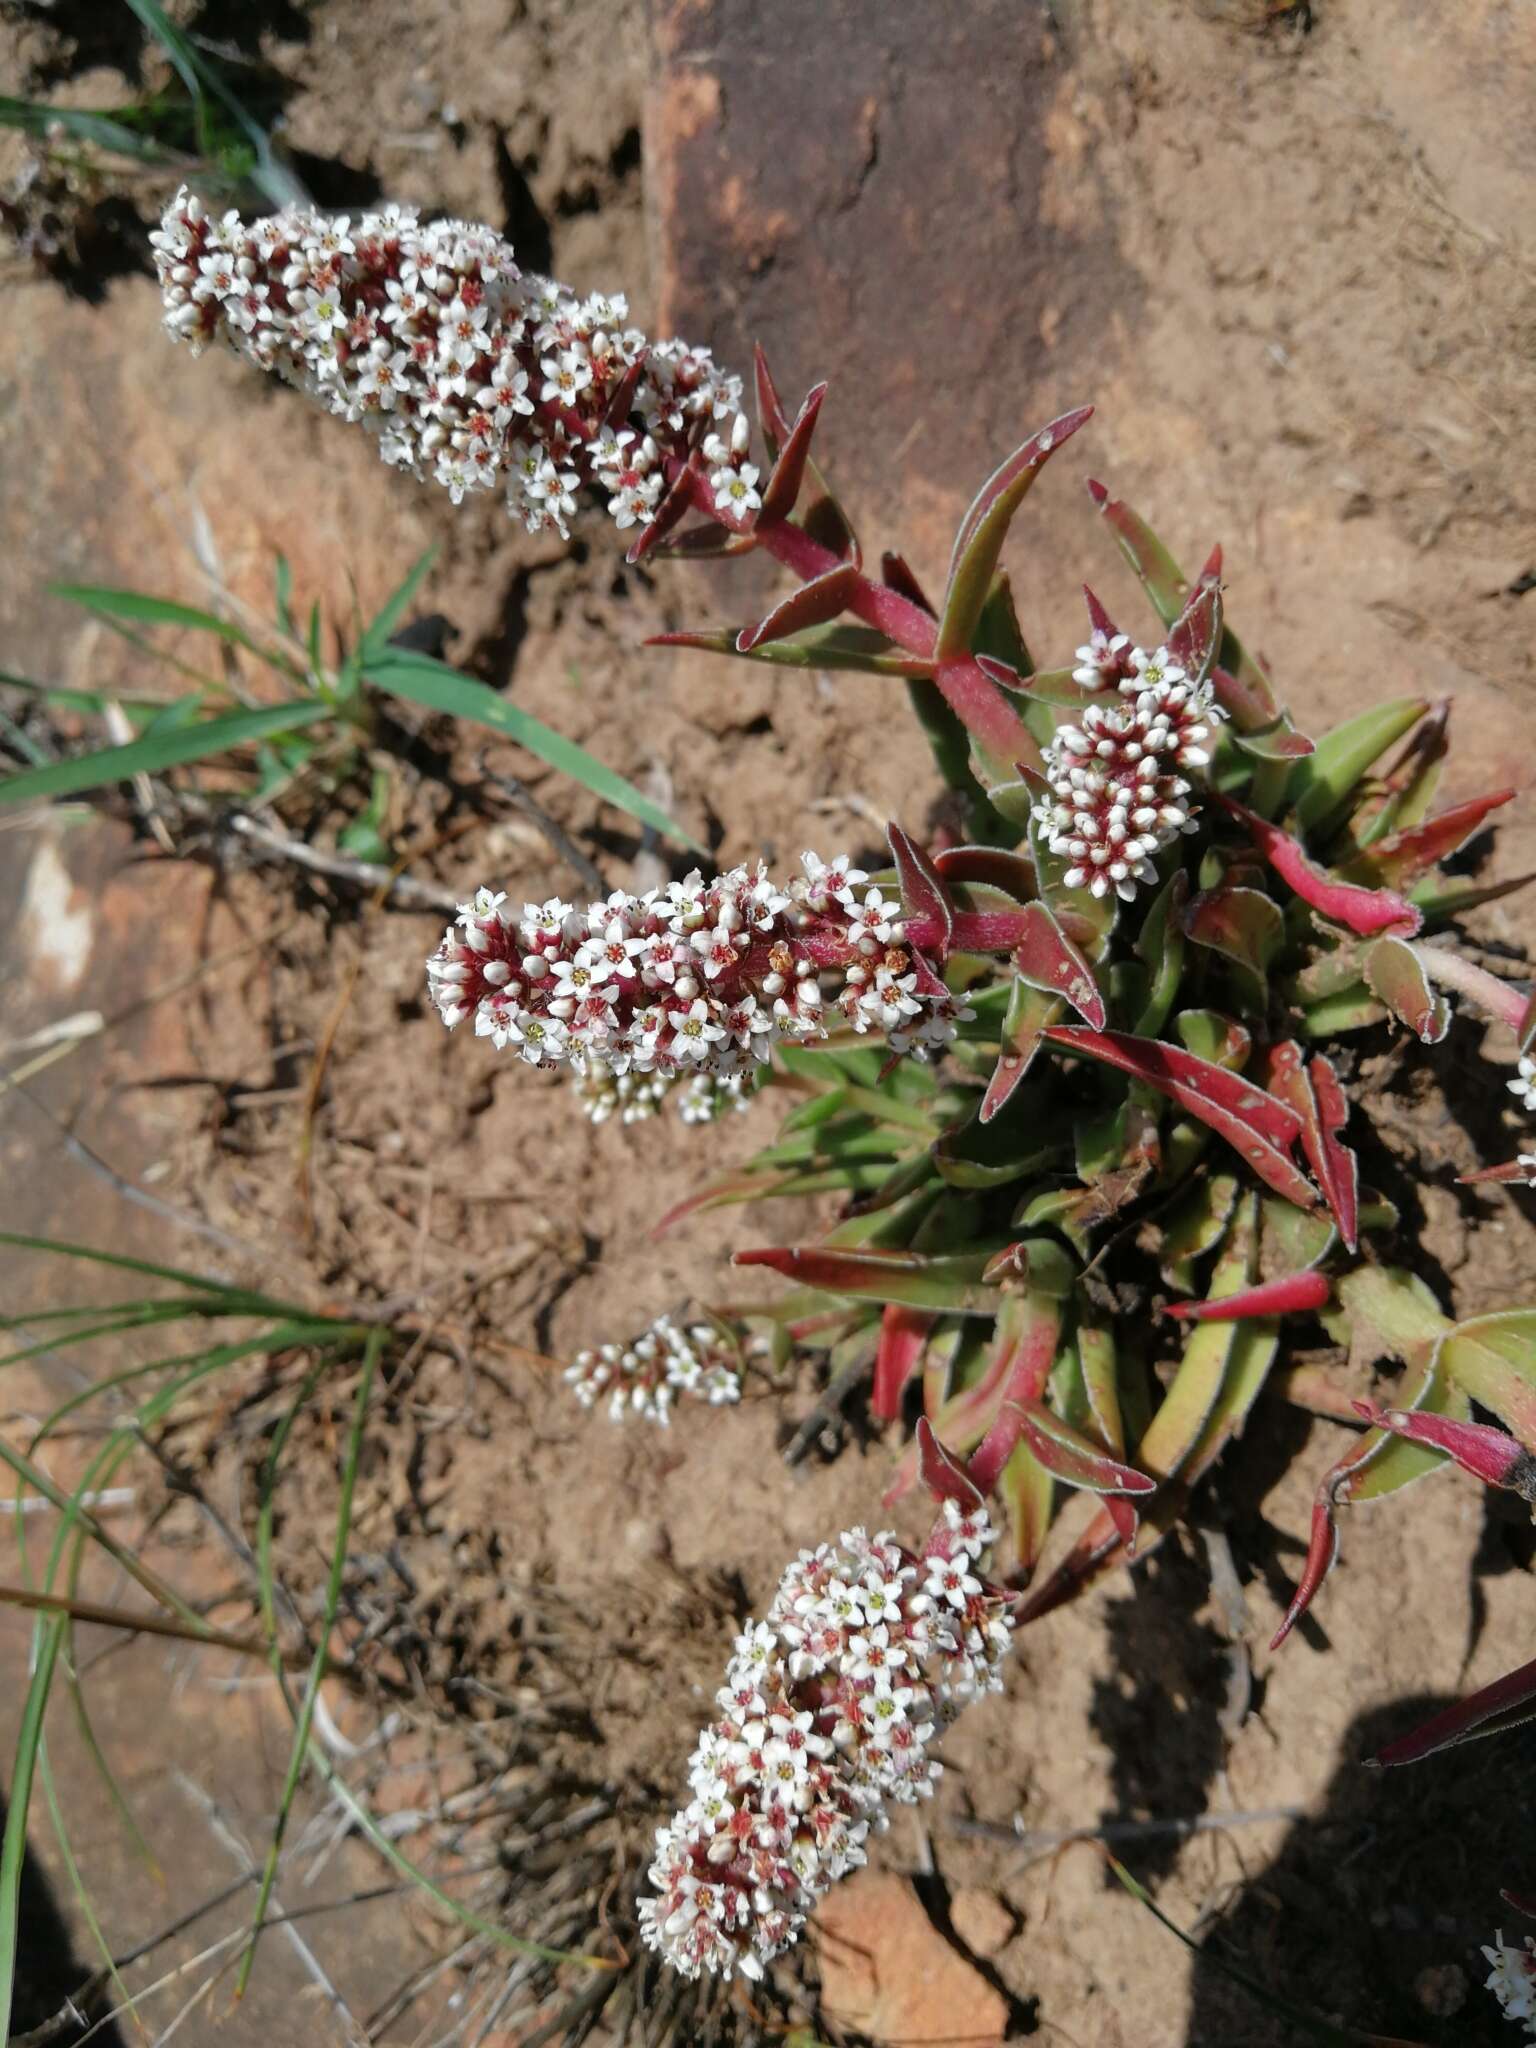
[813,1870,1009,2045]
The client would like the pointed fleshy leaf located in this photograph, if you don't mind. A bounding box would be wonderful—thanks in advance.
[1044,1026,1317,1208]
[1372,1656,1536,1767]
[1083,584,1122,642]
[752,343,792,454]
[1085,479,1191,624]
[1437,1310,1536,1449]
[1161,1174,1240,1291]
[915,1416,985,1513]
[1010,901,1106,1027]
[882,551,936,615]
[1341,788,1516,888]
[758,383,829,525]
[1288,697,1430,835]
[1227,706,1317,760]
[1133,869,1189,1038]
[1135,1204,1260,1495]
[649,522,758,560]
[1166,582,1222,688]
[649,620,927,675]
[1364,936,1451,1043]
[751,347,859,560]
[937,408,1094,663]
[1461,1156,1536,1186]
[872,1305,935,1422]
[732,1244,996,1314]
[1273,1335,1465,1646]
[1182,883,1284,987]
[997,1439,1056,1576]
[626,442,709,563]
[1165,1271,1330,1322]
[1217,795,1422,937]
[1078,1322,1125,1459]
[1353,1398,1536,1497]
[1352,699,1449,845]
[1265,1042,1360,1252]
[602,347,649,430]
[889,821,957,956]
[981,982,1060,1124]
[886,1289,1062,1503]
[1010,1401,1156,1495]
[976,656,1097,709]
[737,562,860,652]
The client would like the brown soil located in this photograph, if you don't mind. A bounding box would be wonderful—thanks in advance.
[3,3,1536,2045]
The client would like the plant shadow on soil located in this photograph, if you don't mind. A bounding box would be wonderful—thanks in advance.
[1181,1700,1536,2048]
[1,1790,128,2048]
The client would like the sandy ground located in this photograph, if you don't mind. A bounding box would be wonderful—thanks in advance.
[2,2,1535,2043]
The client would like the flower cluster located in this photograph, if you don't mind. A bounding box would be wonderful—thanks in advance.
[151,188,742,540]
[1485,1931,1536,2036]
[571,1064,755,1128]
[564,1311,747,1425]
[425,856,970,1088]
[1032,644,1223,902]
[638,1505,1013,1981]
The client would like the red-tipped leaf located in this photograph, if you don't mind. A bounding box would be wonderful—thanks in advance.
[873,1305,936,1423]
[1352,1399,1536,1497]
[1011,902,1106,1028]
[1217,795,1422,937]
[737,562,860,652]
[758,383,828,525]
[1372,1655,1536,1767]
[1164,1271,1330,1322]
[888,821,957,957]
[1009,1401,1157,1495]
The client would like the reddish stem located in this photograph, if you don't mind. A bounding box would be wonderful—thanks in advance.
[966,1313,1059,1495]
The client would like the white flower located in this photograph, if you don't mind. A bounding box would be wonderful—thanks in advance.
[712,463,762,517]
[1509,1055,1536,1115]
[1484,1932,1536,2034]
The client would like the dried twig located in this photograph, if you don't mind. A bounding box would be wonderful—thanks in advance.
[476,757,604,895]
[225,810,461,911]
[947,1804,1304,1869]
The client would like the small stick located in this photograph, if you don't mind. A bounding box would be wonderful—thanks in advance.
[477,757,604,896]
[225,811,461,912]
[783,1343,876,1466]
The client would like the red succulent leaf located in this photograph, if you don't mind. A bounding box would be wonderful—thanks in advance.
[1044,1026,1318,1209]
[933,844,1038,901]
[915,1416,986,1514]
[1344,788,1516,888]
[601,348,649,430]
[1164,1271,1331,1322]
[1012,902,1106,1028]
[888,821,957,957]
[1012,1505,1126,1623]
[1460,1157,1536,1186]
[938,407,1094,664]
[1521,986,1536,1057]
[1502,1892,1536,1921]
[1008,1400,1158,1495]
[651,1172,785,1237]
[872,1305,935,1422]
[732,1244,996,1314]
[758,382,829,526]
[648,523,758,560]
[1084,478,1192,622]
[981,982,1058,1125]
[1265,1042,1360,1252]
[751,340,792,455]
[1371,1654,1536,1767]
[1182,885,1284,982]
[1216,794,1422,936]
[1269,1485,1342,1649]
[881,550,936,616]
[1166,581,1222,687]
[1082,583,1121,641]
[1352,1399,1536,1497]
[934,653,1046,778]
[737,562,860,652]
[627,439,709,563]
[1364,936,1451,1043]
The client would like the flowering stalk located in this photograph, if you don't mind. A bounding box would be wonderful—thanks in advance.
[153,187,740,539]
[425,855,971,1084]
[565,1310,750,1426]
[638,1502,1011,1981]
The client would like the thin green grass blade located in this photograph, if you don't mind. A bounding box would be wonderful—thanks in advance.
[50,582,263,652]
[0,671,171,726]
[38,1737,143,2029]
[364,645,704,852]
[0,1232,316,1308]
[0,1611,65,2045]
[0,1305,207,1370]
[0,96,182,163]
[0,698,331,806]
[357,546,439,663]
[238,1332,382,1993]
[122,0,309,207]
